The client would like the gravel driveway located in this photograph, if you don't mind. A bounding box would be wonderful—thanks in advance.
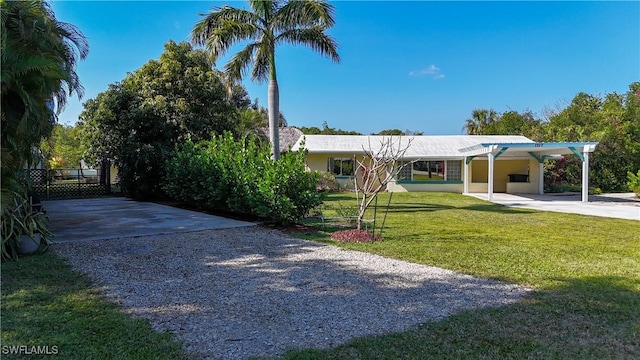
[53,227,530,359]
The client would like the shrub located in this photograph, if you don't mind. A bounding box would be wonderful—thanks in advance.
[316,171,340,192]
[341,178,356,192]
[627,170,640,198]
[164,133,324,224]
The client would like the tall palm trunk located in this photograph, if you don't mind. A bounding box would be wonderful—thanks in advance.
[268,49,280,160]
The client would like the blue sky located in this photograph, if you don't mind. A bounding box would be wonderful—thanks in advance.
[51,1,639,135]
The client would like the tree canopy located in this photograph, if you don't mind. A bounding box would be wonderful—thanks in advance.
[80,40,238,199]
[40,124,89,169]
[299,121,361,135]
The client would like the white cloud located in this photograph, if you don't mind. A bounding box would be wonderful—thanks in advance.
[409,64,444,79]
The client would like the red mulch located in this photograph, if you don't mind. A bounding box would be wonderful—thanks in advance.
[330,229,382,243]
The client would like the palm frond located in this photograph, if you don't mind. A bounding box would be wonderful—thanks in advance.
[251,44,272,83]
[277,27,340,63]
[224,43,259,82]
[249,0,281,21]
[191,6,262,61]
[274,0,336,30]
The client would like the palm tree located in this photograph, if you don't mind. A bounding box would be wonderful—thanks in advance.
[236,108,264,138]
[463,108,498,135]
[191,0,340,160]
[1,0,88,177]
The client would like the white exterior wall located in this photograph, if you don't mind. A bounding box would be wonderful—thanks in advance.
[387,182,464,193]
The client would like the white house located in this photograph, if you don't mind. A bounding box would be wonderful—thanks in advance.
[291,134,598,202]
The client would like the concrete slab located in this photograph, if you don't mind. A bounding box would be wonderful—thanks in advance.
[43,197,255,243]
[467,193,640,221]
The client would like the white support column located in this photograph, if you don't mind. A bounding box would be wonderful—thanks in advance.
[582,151,589,202]
[488,153,494,201]
[464,157,470,194]
[539,162,544,195]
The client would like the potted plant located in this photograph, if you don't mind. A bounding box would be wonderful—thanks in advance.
[1,192,53,260]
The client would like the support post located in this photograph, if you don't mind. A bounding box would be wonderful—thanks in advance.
[582,151,589,202]
[539,161,544,195]
[488,153,494,201]
[464,157,470,193]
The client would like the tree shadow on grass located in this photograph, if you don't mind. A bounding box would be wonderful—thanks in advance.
[460,203,537,214]
[376,202,534,215]
[277,275,640,359]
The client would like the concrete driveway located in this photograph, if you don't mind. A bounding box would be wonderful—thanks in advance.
[469,193,640,220]
[44,197,255,242]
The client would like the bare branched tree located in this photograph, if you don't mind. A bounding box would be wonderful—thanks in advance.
[354,136,413,230]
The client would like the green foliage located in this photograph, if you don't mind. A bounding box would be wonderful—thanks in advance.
[316,171,340,192]
[80,41,238,200]
[463,108,498,135]
[1,190,53,261]
[299,121,362,135]
[40,124,89,168]
[543,84,640,192]
[374,128,425,135]
[484,110,545,141]
[164,133,324,224]
[627,170,640,197]
[1,0,88,199]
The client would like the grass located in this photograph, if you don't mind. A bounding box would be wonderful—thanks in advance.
[0,252,190,360]
[2,192,638,359]
[281,192,640,359]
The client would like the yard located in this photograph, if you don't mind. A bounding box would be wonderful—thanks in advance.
[2,192,638,358]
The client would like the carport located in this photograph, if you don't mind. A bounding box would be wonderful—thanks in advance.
[460,141,599,202]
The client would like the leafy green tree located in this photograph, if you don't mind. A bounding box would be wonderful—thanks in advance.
[1,0,88,185]
[375,129,424,135]
[484,110,544,141]
[543,83,640,191]
[40,124,88,168]
[376,129,404,135]
[191,0,340,160]
[463,109,497,135]
[299,121,361,135]
[80,41,237,199]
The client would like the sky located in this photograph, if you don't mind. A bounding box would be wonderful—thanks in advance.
[50,1,639,135]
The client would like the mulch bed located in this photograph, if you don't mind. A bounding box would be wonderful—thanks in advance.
[330,229,382,243]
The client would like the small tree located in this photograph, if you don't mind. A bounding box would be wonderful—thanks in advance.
[354,136,413,230]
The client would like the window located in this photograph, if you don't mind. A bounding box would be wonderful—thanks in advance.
[394,161,410,180]
[446,160,462,181]
[395,160,462,182]
[328,157,354,176]
[412,161,445,181]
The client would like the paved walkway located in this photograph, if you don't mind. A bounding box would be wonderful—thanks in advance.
[44,197,255,242]
[468,193,640,221]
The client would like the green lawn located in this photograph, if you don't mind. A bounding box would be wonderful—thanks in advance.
[284,192,640,358]
[0,253,190,360]
[2,192,638,359]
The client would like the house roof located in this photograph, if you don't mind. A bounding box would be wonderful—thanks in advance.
[292,135,536,159]
[258,126,304,153]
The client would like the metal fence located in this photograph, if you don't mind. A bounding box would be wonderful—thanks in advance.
[29,167,111,200]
